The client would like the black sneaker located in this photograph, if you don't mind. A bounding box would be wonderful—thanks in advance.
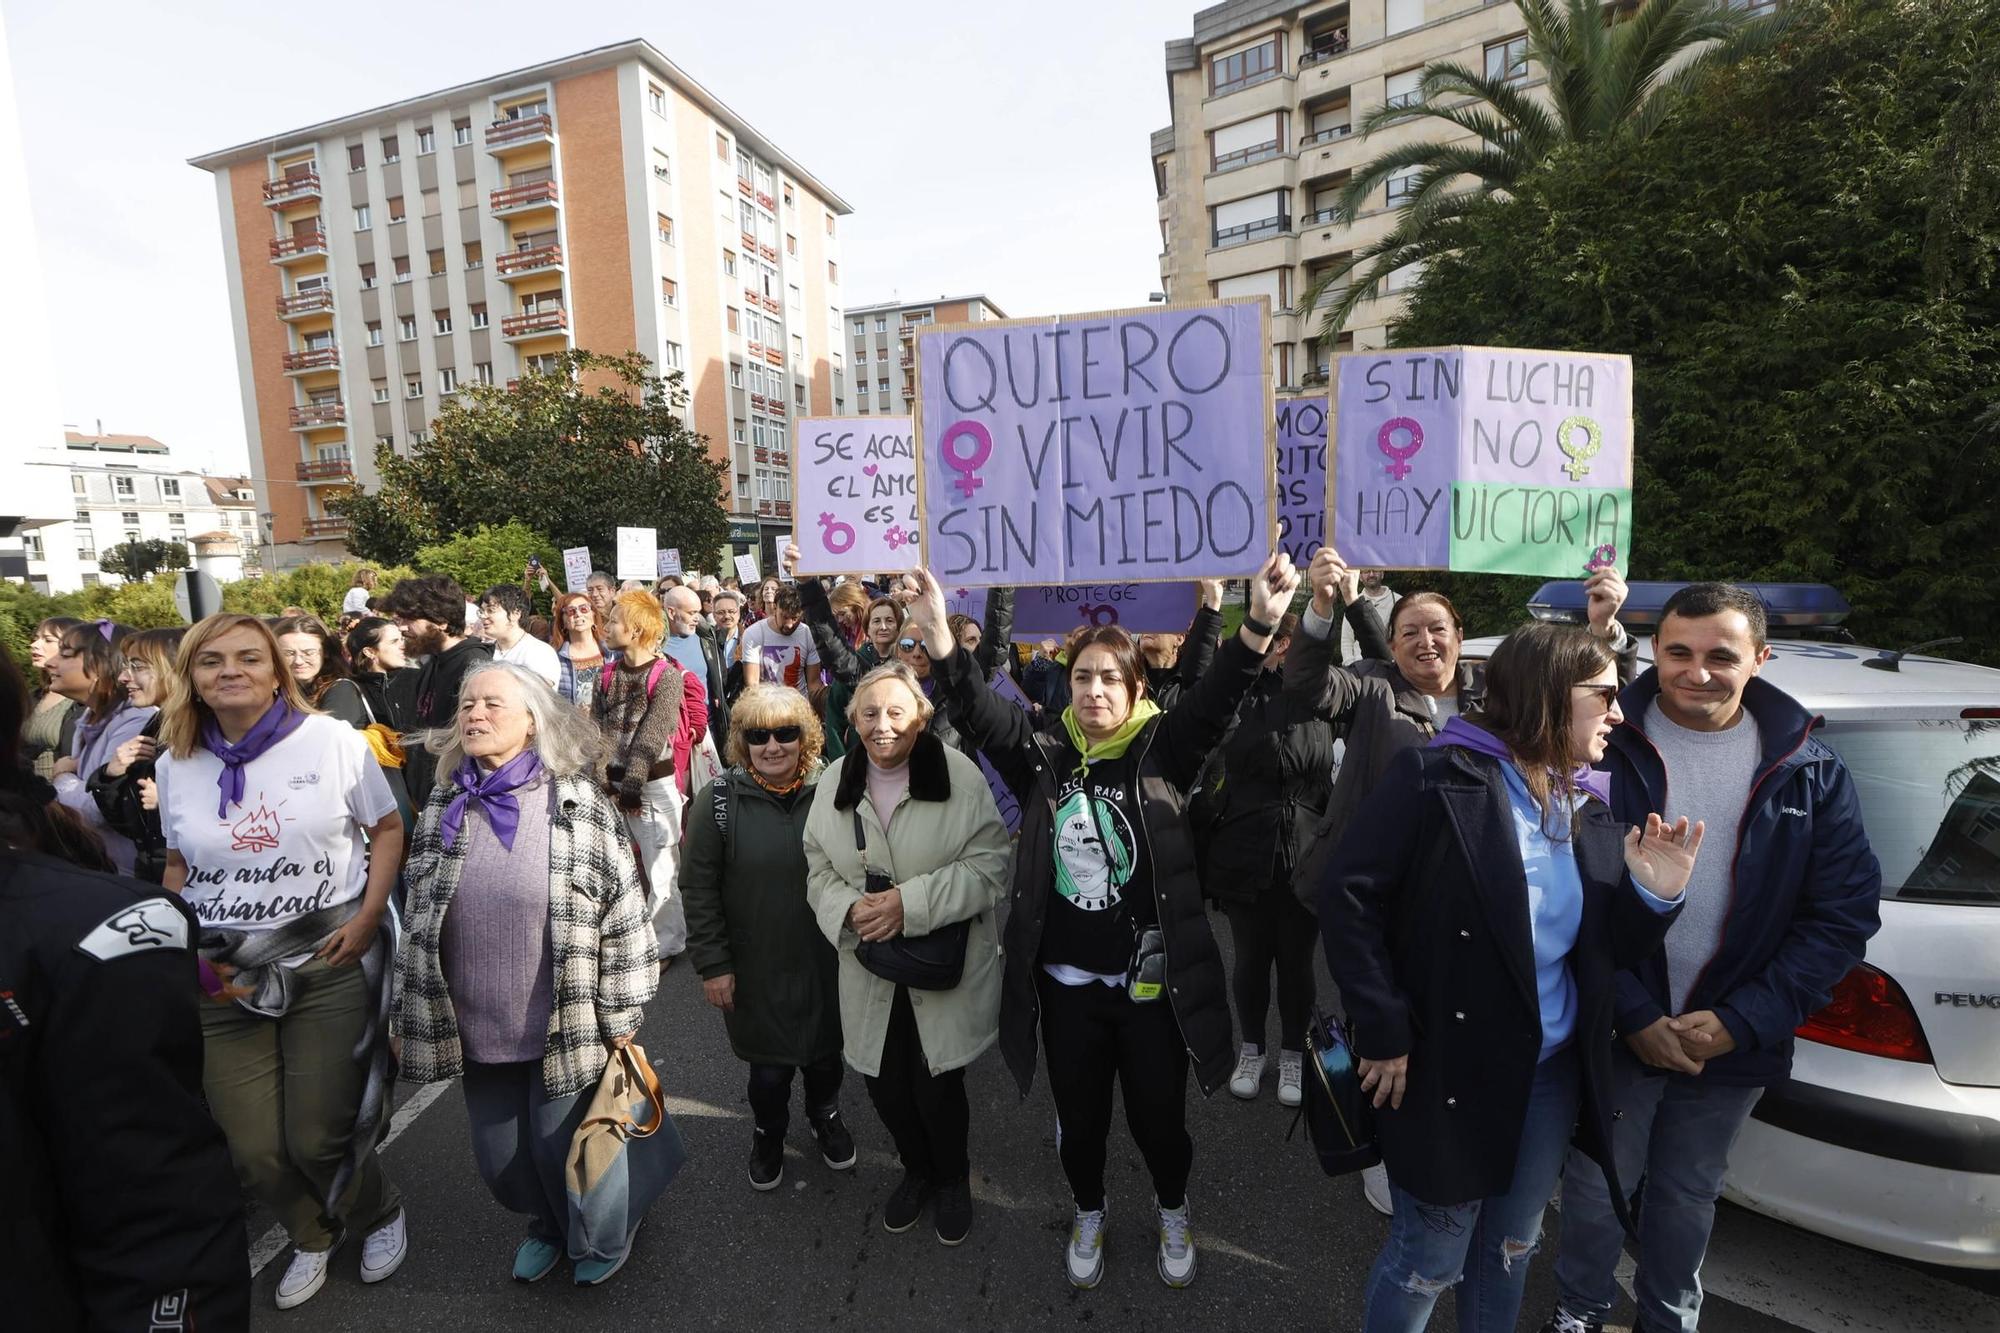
[812,1110,857,1171]
[882,1171,933,1234]
[1538,1310,1604,1333]
[933,1177,973,1247]
[748,1129,785,1192]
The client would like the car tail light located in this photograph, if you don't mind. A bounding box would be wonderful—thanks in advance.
[1796,963,1933,1063]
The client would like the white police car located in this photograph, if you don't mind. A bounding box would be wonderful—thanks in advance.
[1495,582,2000,1269]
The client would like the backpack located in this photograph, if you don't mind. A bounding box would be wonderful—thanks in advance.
[708,776,735,860]
[600,658,672,698]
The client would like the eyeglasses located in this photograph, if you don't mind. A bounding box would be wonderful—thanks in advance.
[897,637,921,651]
[114,659,156,675]
[282,647,323,662]
[1574,684,1619,710]
[742,725,803,746]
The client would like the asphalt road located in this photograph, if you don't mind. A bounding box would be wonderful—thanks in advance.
[248,928,2000,1332]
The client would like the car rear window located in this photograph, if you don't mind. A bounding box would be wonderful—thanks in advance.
[1818,719,2000,907]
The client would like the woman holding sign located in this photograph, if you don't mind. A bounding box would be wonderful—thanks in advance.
[910,552,1301,1293]
[1316,622,1698,1333]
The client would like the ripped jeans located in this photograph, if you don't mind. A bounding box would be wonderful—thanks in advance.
[1362,1046,1579,1333]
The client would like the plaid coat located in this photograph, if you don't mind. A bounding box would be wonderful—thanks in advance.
[393,771,658,1097]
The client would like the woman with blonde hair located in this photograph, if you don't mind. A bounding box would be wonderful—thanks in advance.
[154,613,408,1311]
[395,661,659,1286]
[20,615,83,780]
[85,625,185,883]
[343,567,379,616]
[683,685,853,1191]
[48,619,149,875]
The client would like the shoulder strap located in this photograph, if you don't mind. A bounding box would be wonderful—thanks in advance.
[645,658,670,697]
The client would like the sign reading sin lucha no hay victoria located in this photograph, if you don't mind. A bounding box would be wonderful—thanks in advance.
[914,300,1276,588]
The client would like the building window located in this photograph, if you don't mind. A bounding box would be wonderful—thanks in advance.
[475,361,493,385]
[428,248,446,276]
[785,233,796,256]
[729,363,743,388]
[464,241,482,268]
[874,316,887,332]
[783,184,795,209]
[663,341,684,370]
[795,383,806,407]
[723,250,737,277]
[648,82,666,115]
[367,322,383,346]
[439,368,458,393]
[1386,170,1421,203]
[359,262,377,289]
[347,144,365,172]
[417,127,436,154]
[421,189,440,217]
[387,196,405,223]
[113,475,135,497]
[661,278,679,308]
[1484,35,1531,85]
[120,510,139,526]
[877,378,889,394]
[825,214,835,238]
[1386,0,1424,35]
[353,205,372,230]
[1385,68,1424,110]
[434,310,453,334]
[458,179,477,209]
[470,304,489,329]
[827,262,838,285]
[789,283,802,309]
[70,474,85,494]
[377,433,394,449]
[381,135,399,163]
[161,478,180,499]
[405,377,423,399]
[657,213,675,245]
[399,317,418,341]
[393,256,411,283]
[1210,37,1279,96]
[453,118,472,146]
[373,382,390,403]
[169,511,185,528]
[652,150,672,182]
[715,132,729,159]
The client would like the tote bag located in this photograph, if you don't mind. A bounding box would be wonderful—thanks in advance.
[565,1043,688,1261]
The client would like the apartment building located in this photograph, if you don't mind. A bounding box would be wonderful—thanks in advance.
[19,433,259,593]
[192,39,852,568]
[1153,0,1537,386]
[843,296,1009,418]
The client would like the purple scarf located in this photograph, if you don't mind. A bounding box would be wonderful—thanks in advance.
[73,702,125,762]
[440,750,545,851]
[1428,715,1612,805]
[199,699,307,817]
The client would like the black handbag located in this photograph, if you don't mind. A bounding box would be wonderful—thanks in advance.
[849,808,971,991]
[1297,1005,1381,1177]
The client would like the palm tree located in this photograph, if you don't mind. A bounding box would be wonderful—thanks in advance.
[1295,0,1784,347]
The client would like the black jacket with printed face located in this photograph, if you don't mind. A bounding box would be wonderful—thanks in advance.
[937,631,1266,1098]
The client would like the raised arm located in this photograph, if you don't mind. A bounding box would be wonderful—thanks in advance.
[1174,579,1225,697]
[975,586,1014,679]
[791,545,872,688]
[1283,547,1375,722]
[907,570,1038,799]
[1150,555,1298,789]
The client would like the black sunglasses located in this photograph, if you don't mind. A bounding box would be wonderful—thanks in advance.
[898,637,921,651]
[1575,684,1619,709]
[742,725,803,746]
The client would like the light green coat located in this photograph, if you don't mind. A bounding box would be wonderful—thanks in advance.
[802,739,1011,1078]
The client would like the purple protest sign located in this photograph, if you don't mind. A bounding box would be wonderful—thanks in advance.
[793,417,918,575]
[1011,582,1199,636]
[916,300,1275,587]
[1275,396,1328,567]
[944,586,988,622]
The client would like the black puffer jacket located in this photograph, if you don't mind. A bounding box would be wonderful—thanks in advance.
[1200,667,1337,903]
[936,630,1266,1098]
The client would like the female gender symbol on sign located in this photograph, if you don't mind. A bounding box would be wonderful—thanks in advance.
[817,511,856,555]
[1377,417,1424,481]
[940,421,993,499]
[1558,415,1602,481]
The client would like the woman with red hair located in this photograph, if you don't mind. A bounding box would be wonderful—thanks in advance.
[550,593,604,709]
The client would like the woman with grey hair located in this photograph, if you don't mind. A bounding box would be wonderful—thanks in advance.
[393,660,660,1287]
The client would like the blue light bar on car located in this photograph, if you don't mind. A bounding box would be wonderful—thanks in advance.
[1526,581,1851,632]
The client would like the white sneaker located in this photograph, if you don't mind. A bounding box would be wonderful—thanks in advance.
[1228,1044,1266,1100]
[1277,1049,1304,1107]
[1066,1205,1106,1289]
[1156,1198,1197,1288]
[1362,1162,1394,1216]
[274,1243,335,1310]
[359,1209,408,1284]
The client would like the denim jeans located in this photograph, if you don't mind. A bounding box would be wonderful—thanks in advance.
[1554,1048,1764,1333]
[1362,1046,1579,1333]
[461,1060,591,1254]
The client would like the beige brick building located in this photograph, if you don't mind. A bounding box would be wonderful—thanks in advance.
[192,39,851,568]
[1153,0,1537,387]
[841,295,1009,419]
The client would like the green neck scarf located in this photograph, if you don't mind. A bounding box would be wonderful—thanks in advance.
[1061,699,1162,775]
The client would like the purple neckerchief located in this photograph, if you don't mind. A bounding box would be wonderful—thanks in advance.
[440,750,545,851]
[1428,716,1612,806]
[199,699,307,817]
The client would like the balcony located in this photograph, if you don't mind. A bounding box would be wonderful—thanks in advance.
[297,458,355,484]
[1213,216,1289,249]
[767,401,786,418]
[485,114,554,151]
[1301,125,1352,147]
[491,180,559,215]
[763,347,783,367]
[747,340,765,359]
[289,401,346,429]
[1212,140,1281,174]
[769,449,788,465]
[302,516,350,540]
[501,308,568,340]
[276,289,335,319]
[282,347,341,374]
[495,243,564,278]
[774,500,791,518]
[269,231,329,263]
[754,445,769,463]
[756,191,775,211]
[901,387,915,401]
[1300,35,1349,68]
[899,353,913,369]
[898,323,917,338]
[740,230,759,252]
[758,242,778,262]
[756,500,774,516]
[1302,207,1344,226]
[737,177,753,197]
[263,170,322,206]
[763,294,782,315]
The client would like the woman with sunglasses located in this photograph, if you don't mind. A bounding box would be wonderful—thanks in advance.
[47,620,152,875]
[549,593,605,709]
[84,627,186,884]
[1320,622,1701,1333]
[682,685,855,1192]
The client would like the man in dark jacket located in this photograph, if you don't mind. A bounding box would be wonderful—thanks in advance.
[1543,583,1881,1333]
[1,851,250,1330]
[381,573,493,808]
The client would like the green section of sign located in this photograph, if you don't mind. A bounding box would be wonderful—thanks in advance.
[1448,483,1632,577]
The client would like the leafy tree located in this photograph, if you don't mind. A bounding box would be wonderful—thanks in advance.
[220,562,414,624]
[1384,0,2000,659]
[0,583,86,673]
[334,350,729,571]
[98,538,191,584]
[1298,0,1779,340]
[412,523,561,610]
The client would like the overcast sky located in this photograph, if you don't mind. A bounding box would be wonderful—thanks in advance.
[5,0,1185,478]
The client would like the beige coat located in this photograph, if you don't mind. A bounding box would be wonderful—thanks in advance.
[802,732,1011,1078]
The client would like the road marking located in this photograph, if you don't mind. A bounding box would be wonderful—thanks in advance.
[247,1079,456,1277]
